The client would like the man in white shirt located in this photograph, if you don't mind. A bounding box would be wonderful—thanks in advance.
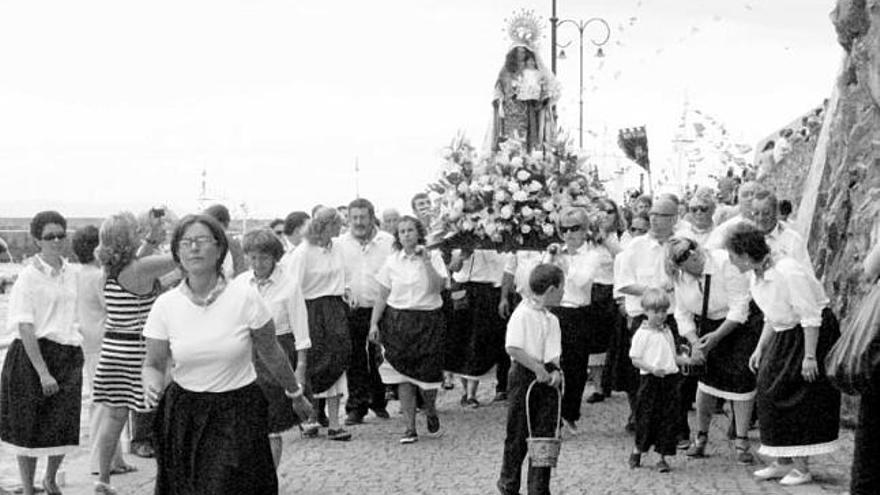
[747,189,812,267]
[707,181,759,250]
[380,208,401,235]
[338,198,395,425]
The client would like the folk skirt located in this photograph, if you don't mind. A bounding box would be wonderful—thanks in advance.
[253,333,300,434]
[0,338,83,456]
[585,284,616,355]
[305,296,352,394]
[379,307,446,387]
[756,307,841,457]
[694,313,761,401]
[448,282,506,378]
[153,381,277,495]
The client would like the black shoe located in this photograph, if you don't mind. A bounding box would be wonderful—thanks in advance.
[327,428,352,441]
[460,394,468,407]
[628,453,641,469]
[585,392,605,404]
[344,411,364,426]
[399,429,418,444]
[656,458,670,473]
[372,408,390,419]
[426,415,443,438]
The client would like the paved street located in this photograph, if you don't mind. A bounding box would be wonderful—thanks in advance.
[1,380,855,495]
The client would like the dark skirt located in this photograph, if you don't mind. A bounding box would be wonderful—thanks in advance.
[0,338,83,456]
[756,308,841,457]
[380,307,446,384]
[305,296,351,394]
[695,312,760,399]
[153,381,277,495]
[585,284,615,354]
[253,333,300,434]
[447,282,506,378]
[634,374,682,456]
[851,365,880,494]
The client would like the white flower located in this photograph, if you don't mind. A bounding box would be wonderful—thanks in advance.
[461,219,475,231]
[516,169,531,182]
[507,180,521,192]
[542,200,555,212]
[542,223,555,236]
[511,156,524,168]
[513,190,529,202]
[521,206,534,218]
[521,224,532,234]
[529,180,543,192]
[484,222,497,236]
[494,190,508,202]
[500,205,514,219]
[457,182,469,193]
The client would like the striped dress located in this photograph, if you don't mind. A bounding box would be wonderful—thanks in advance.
[92,278,159,411]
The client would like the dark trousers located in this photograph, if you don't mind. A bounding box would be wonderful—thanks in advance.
[345,307,387,415]
[634,374,681,456]
[130,410,155,446]
[498,363,557,495]
[851,381,880,494]
[552,306,590,423]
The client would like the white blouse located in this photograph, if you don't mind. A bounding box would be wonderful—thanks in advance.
[234,267,311,350]
[749,257,829,332]
[765,223,811,267]
[376,250,448,311]
[543,244,600,308]
[629,323,679,376]
[672,249,750,338]
[283,240,346,300]
[503,251,543,296]
[453,249,506,286]
[6,257,82,347]
[143,281,272,393]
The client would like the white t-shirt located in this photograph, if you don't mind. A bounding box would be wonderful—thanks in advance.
[6,257,82,347]
[505,299,562,364]
[143,281,272,393]
[376,250,448,310]
[233,268,311,350]
[543,244,600,308]
[629,323,679,376]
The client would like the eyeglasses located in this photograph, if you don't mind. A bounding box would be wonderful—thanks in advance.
[629,227,648,234]
[689,205,710,214]
[649,212,676,217]
[178,236,217,250]
[273,230,284,236]
[674,247,695,265]
[559,224,582,235]
[41,233,67,242]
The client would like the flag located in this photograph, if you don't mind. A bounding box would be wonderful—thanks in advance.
[618,126,650,172]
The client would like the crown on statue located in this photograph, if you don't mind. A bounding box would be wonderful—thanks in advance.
[504,9,543,48]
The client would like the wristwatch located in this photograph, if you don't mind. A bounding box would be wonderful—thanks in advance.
[284,387,304,399]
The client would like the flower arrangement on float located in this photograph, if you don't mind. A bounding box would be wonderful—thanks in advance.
[426,133,605,251]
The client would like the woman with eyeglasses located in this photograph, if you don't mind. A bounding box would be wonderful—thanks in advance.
[91,211,177,494]
[725,223,840,487]
[0,211,82,495]
[545,207,602,435]
[664,237,760,464]
[142,214,312,494]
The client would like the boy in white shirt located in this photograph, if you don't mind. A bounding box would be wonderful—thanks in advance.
[628,287,693,473]
[497,264,564,495]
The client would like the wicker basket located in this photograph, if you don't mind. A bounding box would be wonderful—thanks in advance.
[526,379,563,468]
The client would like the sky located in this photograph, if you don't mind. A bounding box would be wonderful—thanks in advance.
[0,0,842,219]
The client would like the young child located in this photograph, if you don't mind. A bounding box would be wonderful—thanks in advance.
[497,263,565,495]
[628,287,691,473]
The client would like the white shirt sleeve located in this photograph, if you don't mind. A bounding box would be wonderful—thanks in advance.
[545,315,562,363]
[673,277,697,338]
[6,269,36,332]
[614,245,636,292]
[430,250,449,279]
[375,256,393,290]
[782,259,825,328]
[286,280,311,350]
[505,308,527,350]
[721,257,750,324]
[629,326,648,361]
[503,252,517,275]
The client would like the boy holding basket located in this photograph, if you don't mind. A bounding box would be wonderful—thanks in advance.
[497,264,565,495]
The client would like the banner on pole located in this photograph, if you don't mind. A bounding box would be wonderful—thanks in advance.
[618,126,650,172]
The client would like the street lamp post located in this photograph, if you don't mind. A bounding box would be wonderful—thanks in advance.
[553,17,610,148]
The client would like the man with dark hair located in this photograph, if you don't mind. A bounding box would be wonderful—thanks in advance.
[338,198,394,424]
[282,211,310,253]
[203,204,246,277]
[269,219,285,238]
[411,193,432,227]
[748,190,810,266]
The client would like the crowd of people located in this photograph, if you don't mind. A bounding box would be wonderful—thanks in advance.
[0,179,876,494]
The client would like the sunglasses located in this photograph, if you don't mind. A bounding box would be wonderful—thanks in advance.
[41,233,67,242]
[559,224,582,235]
[273,230,284,236]
[689,205,710,213]
[629,227,647,234]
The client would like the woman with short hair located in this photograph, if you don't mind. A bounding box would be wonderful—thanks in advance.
[235,228,311,466]
[143,214,311,494]
[665,237,759,464]
[0,211,82,495]
[725,223,841,486]
[285,207,353,440]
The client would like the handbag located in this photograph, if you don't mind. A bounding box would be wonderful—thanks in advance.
[826,281,880,395]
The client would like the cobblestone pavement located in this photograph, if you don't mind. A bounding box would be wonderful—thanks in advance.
[0,382,855,495]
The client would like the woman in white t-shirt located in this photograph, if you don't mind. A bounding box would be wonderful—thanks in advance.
[141,214,311,495]
[369,216,448,444]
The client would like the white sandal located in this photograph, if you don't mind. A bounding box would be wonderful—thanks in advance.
[94,481,118,494]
